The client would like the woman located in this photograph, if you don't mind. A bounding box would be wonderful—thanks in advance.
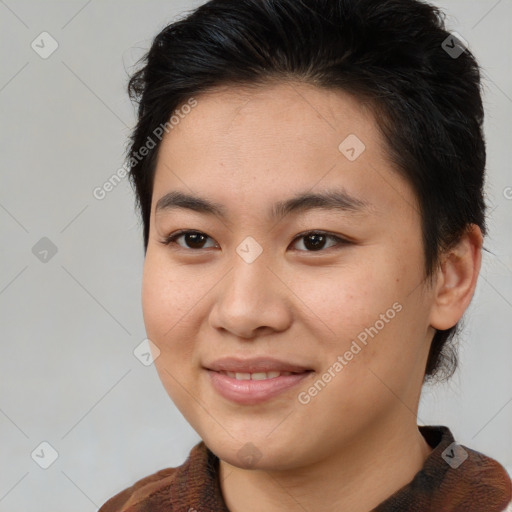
[100,0,512,510]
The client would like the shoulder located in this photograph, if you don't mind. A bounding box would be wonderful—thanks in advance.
[98,466,180,511]
[420,426,512,511]
[98,442,208,512]
[446,443,512,509]
[377,426,511,511]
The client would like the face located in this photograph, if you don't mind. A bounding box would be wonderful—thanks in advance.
[142,82,436,470]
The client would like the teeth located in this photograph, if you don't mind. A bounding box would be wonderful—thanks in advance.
[251,372,271,380]
[268,371,289,378]
[224,371,293,380]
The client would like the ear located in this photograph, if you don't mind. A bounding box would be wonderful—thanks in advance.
[429,224,483,331]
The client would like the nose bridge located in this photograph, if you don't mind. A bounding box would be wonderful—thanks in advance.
[225,239,275,308]
[209,238,291,337]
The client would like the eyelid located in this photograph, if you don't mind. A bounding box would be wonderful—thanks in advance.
[159,229,352,252]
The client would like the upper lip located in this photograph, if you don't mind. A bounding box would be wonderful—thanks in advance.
[205,357,312,373]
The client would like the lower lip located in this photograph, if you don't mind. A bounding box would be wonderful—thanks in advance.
[206,370,313,405]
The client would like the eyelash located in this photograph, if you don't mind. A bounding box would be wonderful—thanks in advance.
[159,229,351,253]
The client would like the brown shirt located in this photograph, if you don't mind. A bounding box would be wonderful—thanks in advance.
[99,425,512,511]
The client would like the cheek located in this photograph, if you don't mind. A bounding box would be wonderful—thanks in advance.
[293,259,397,339]
[141,252,199,337]
[141,257,199,403]
[297,252,425,369]
[141,250,224,382]
[141,259,172,341]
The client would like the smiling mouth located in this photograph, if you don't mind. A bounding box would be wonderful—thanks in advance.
[206,368,314,405]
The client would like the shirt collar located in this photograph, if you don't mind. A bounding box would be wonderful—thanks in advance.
[150,425,511,511]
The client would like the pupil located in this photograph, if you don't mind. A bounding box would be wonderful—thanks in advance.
[305,234,325,251]
[186,233,206,248]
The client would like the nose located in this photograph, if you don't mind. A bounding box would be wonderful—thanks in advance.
[208,250,293,339]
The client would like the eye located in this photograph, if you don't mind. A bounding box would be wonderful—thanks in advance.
[160,230,218,250]
[290,231,349,252]
[160,229,349,252]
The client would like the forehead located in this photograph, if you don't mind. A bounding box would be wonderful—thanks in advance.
[152,81,418,221]
[165,81,381,153]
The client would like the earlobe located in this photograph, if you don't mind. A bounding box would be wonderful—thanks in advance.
[429,225,483,331]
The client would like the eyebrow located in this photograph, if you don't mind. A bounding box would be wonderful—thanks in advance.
[155,188,370,222]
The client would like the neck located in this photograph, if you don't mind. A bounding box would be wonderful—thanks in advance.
[219,417,433,512]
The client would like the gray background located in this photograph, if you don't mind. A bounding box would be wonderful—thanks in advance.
[0,0,511,510]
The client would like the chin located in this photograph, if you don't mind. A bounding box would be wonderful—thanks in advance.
[202,430,311,472]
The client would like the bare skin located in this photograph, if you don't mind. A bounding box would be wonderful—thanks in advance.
[141,81,482,512]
